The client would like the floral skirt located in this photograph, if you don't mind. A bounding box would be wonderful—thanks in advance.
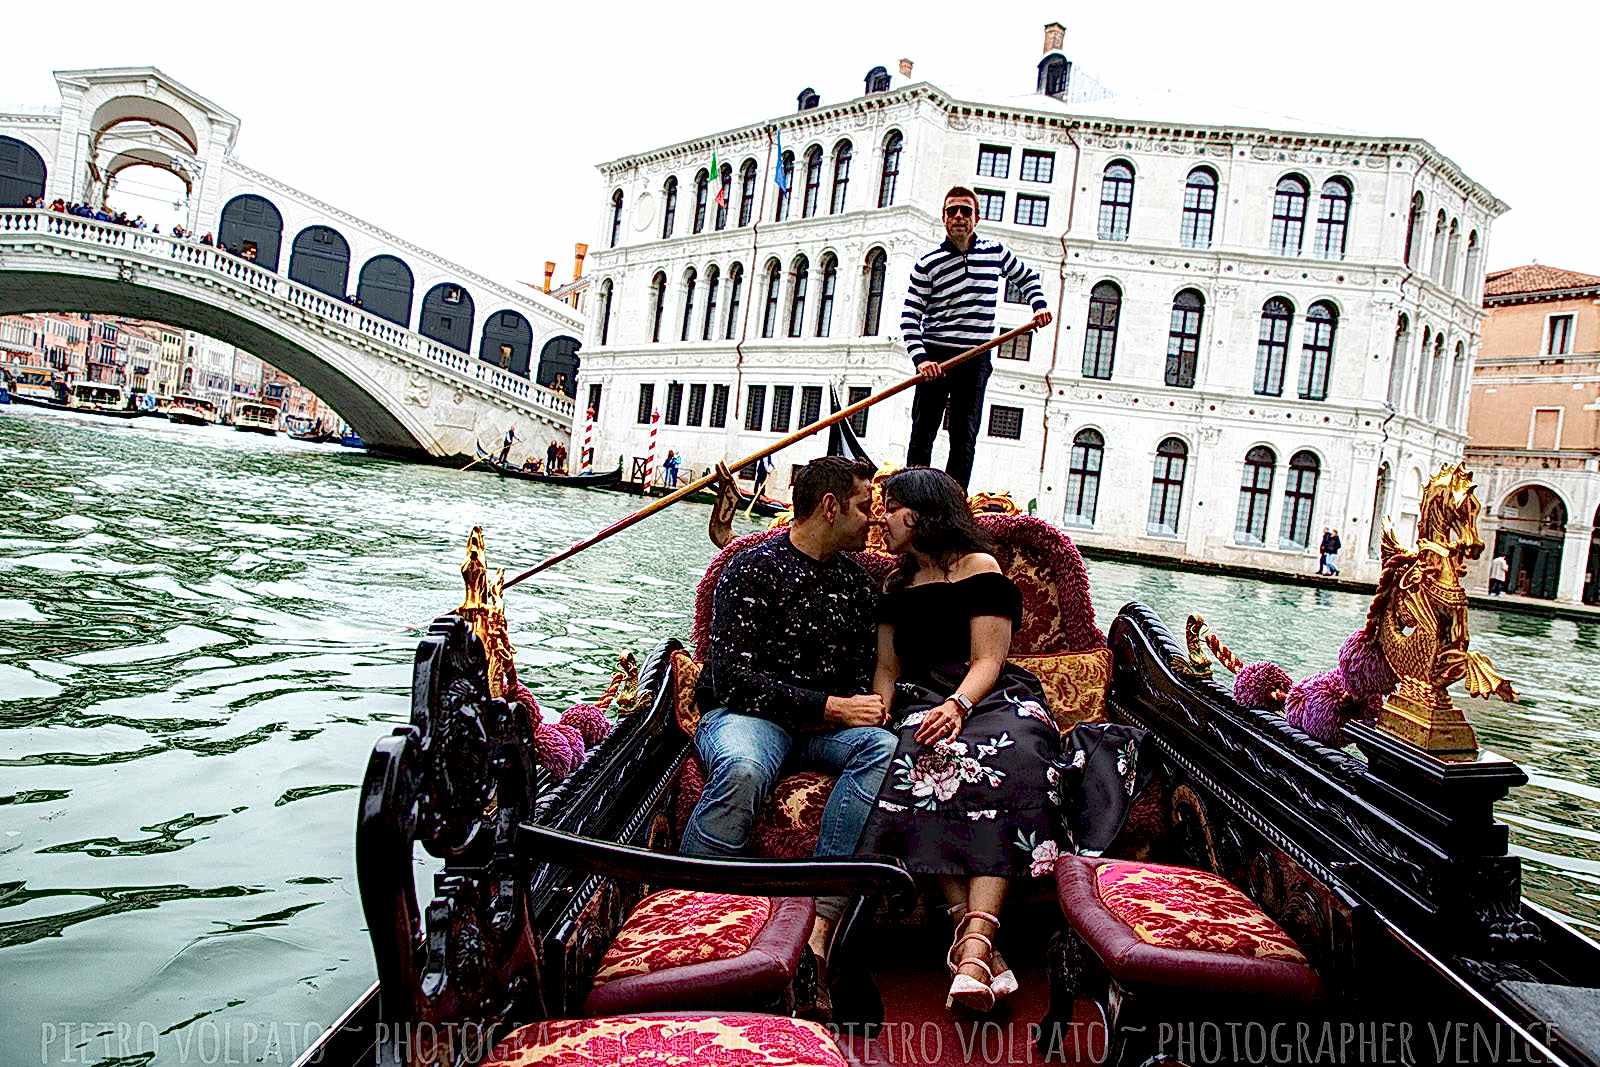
[858,663,1064,878]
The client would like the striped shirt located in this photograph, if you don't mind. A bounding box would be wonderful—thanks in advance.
[901,237,1048,363]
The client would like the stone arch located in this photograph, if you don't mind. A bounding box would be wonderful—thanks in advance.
[419,282,475,353]
[0,136,48,206]
[218,194,284,271]
[289,225,351,298]
[88,96,201,153]
[538,335,581,396]
[1498,483,1570,531]
[357,255,415,327]
[480,309,533,377]
[1494,482,1570,599]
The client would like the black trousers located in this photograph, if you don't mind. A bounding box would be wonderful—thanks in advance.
[906,349,992,490]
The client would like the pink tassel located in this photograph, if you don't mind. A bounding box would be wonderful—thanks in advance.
[559,702,613,747]
[1234,661,1292,710]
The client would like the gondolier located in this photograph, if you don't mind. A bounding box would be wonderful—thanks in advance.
[499,426,516,465]
[901,186,1052,488]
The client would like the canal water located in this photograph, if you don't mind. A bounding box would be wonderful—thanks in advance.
[1,406,1596,1065]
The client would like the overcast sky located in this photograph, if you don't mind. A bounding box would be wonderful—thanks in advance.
[5,1,1594,288]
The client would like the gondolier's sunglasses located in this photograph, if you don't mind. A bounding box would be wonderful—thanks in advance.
[943,204,974,218]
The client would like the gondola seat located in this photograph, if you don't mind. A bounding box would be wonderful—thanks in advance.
[1054,854,1323,1002]
[582,889,815,1015]
[481,1012,847,1066]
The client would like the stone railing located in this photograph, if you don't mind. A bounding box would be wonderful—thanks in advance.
[0,210,576,425]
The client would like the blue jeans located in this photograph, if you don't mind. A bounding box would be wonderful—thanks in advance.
[681,707,897,922]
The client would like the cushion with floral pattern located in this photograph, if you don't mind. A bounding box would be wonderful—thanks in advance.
[482,1012,846,1066]
[1012,647,1112,729]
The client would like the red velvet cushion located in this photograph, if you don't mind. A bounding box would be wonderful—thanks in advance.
[483,1012,846,1066]
[583,891,814,1016]
[1055,855,1322,1002]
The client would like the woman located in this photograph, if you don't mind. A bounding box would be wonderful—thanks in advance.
[858,467,1065,1012]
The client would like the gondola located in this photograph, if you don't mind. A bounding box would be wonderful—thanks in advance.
[313,467,1600,1067]
[738,489,790,518]
[290,429,338,444]
[473,446,625,488]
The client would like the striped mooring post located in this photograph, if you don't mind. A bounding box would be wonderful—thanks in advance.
[641,409,661,489]
[581,407,595,473]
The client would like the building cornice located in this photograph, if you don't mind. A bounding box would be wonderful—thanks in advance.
[1484,286,1600,307]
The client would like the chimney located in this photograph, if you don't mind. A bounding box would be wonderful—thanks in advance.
[572,243,588,282]
[1042,22,1065,53]
[898,58,913,78]
[542,261,556,293]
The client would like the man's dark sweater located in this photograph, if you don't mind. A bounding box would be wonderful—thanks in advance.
[696,533,877,731]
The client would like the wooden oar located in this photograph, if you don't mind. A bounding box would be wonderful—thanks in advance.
[503,323,1037,592]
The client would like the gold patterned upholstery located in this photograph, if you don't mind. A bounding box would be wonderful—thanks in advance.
[482,1012,846,1066]
[1012,648,1112,729]
[1094,861,1309,963]
[671,651,704,736]
[594,890,771,984]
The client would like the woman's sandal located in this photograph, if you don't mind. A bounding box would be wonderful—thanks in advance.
[945,910,1000,1012]
[946,904,1018,1001]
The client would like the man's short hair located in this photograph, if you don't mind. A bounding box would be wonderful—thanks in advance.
[945,185,979,207]
[792,457,876,520]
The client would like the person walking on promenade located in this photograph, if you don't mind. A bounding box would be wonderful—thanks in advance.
[1318,528,1343,575]
[901,187,1052,489]
[1489,553,1509,596]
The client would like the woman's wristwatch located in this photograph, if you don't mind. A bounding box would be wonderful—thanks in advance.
[948,693,974,716]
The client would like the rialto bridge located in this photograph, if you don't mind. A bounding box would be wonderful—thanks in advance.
[0,67,583,458]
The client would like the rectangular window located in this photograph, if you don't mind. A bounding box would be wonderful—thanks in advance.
[976,189,1005,222]
[1014,194,1049,227]
[664,382,683,425]
[687,383,706,426]
[710,383,730,428]
[1530,407,1562,450]
[444,286,463,305]
[977,144,1011,179]
[1020,149,1054,183]
[847,385,870,436]
[988,405,1023,439]
[770,385,794,432]
[586,383,602,419]
[997,333,1032,361]
[1547,314,1575,356]
[799,385,823,428]
[636,383,654,424]
[745,385,766,431]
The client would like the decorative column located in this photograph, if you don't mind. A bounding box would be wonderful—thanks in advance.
[1557,523,1593,604]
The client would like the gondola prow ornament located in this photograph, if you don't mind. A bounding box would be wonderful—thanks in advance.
[1369,463,1515,755]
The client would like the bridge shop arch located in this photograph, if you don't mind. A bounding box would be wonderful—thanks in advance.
[0,136,48,206]
[537,335,581,396]
[218,194,284,271]
[357,255,414,327]
[289,225,351,298]
[420,282,475,353]
[1493,483,1568,600]
[480,310,532,377]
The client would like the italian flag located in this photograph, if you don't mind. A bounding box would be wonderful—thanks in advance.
[711,147,727,208]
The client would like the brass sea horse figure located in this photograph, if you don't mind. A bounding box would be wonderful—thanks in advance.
[1367,463,1516,754]
[456,526,518,700]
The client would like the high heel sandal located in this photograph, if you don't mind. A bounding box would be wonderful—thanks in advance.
[945,904,1018,1002]
[945,910,999,1012]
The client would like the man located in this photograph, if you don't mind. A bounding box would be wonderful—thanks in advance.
[1318,528,1335,575]
[1326,528,1342,576]
[1489,553,1509,596]
[684,456,894,970]
[901,186,1053,489]
[498,426,516,465]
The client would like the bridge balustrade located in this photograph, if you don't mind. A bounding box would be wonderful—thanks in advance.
[0,209,574,423]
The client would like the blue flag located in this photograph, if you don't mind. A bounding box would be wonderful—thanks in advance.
[773,128,789,193]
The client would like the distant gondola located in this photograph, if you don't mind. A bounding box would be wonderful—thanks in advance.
[289,429,337,444]
[473,446,623,488]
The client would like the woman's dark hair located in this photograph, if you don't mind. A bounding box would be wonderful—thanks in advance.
[883,467,993,591]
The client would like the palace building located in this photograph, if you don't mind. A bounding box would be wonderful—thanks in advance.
[575,22,1502,581]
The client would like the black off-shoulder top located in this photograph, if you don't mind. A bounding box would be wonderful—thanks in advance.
[878,571,1023,681]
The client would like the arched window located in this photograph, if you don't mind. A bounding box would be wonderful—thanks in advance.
[692,169,709,234]
[357,254,414,327]
[1387,314,1410,406]
[1236,446,1276,545]
[0,135,48,207]
[1148,437,1188,536]
[481,309,533,376]
[598,279,614,346]
[1313,178,1351,259]
[815,253,838,336]
[1368,462,1390,559]
[802,146,823,218]
[218,193,284,272]
[1299,301,1337,401]
[1413,325,1432,413]
[724,262,744,340]
[714,163,732,231]
[702,264,721,340]
[289,225,351,298]
[609,189,624,248]
[775,151,794,222]
[761,259,782,338]
[1462,231,1481,298]
[1065,429,1104,526]
[1448,341,1466,427]
[878,131,902,208]
[1404,192,1424,268]
[787,255,809,337]
[1444,218,1460,290]
[864,65,891,94]
[862,248,888,335]
[1039,54,1070,96]
[1254,297,1294,396]
[1430,210,1447,281]
[830,140,852,214]
[1097,161,1133,241]
[738,160,757,227]
[420,282,476,352]
[1082,281,1121,380]
[680,266,697,341]
[1165,288,1205,388]
[661,176,678,239]
[649,271,667,343]
[1280,450,1320,548]
[1180,167,1216,249]
[1270,175,1308,255]
[1427,333,1446,420]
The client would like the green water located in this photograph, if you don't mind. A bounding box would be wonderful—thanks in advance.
[2,406,1597,1065]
